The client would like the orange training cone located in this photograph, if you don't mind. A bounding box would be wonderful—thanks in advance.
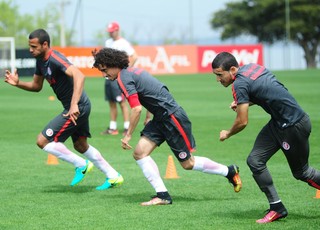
[164,155,179,179]
[47,154,59,165]
[314,189,320,199]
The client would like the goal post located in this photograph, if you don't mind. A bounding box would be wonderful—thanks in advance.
[0,37,16,76]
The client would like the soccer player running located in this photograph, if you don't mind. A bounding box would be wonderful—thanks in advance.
[92,48,242,206]
[4,29,123,190]
[211,52,320,223]
[101,21,138,136]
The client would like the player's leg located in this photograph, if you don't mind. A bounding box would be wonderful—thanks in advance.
[136,120,172,205]
[283,114,320,189]
[109,101,118,128]
[134,136,172,206]
[101,80,118,135]
[37,113,89,186]
[73,136,123,190]
[73,103,123,190]
[181,155,241,192]
[166,109,242,192]
[119,99,130,136]
[247,122,287,223]
[38,133,86,168]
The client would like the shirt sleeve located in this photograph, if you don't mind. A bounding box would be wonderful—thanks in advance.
[117,70,138,98]
[233,78,250,105]
[127,93,141,108]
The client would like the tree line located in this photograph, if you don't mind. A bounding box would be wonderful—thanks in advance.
[0,0,73,48]
[210,0,320,68]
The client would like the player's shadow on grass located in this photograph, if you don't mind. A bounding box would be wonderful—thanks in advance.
[222,209,320,222]
[100,192,156,203]
[42,185,94,194]
[173,194,238,202]
[110,192,238,204]
[288,212,320,220]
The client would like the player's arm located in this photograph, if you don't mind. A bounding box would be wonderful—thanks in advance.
[127,104,142,137]
[5,69,44,92]
[121,93,142,150]
[230,100,254,111]
[220,103,249,141]
[64,65,85,125]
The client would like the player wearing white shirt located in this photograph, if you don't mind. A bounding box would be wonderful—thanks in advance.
[101,22,138,136]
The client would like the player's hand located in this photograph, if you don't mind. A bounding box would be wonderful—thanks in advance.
[121,135,132,150]
[63,104,80,125]
[229,101,237,112]
[4,69,19,86]
[219,130,230,142]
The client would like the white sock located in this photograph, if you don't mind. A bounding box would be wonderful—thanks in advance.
[109,121,117,130]
[43,142,86,168]
[192,156,228,176]
[124,121,130,129]
[83,145,119,179]
[136,156,167,193]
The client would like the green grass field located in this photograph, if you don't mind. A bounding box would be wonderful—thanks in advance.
[0,69,319,229]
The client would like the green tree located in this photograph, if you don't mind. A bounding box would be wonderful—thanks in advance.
[0,0,31,48]
[210,0,320,68]
[0,0,74,48]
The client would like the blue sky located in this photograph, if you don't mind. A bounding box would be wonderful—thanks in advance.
[13,0,231,46]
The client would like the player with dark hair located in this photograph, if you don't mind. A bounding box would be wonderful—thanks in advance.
[211,51,320,223]
[4,29,123,190]
[92,47,242,206]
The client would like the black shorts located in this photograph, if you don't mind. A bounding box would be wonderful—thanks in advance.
[41,102,92,143]
[104,79,125,103]
[141,107,196,162]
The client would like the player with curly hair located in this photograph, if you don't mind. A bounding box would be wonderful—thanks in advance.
[92,47,242,206]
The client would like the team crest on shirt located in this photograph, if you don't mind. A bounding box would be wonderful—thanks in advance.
[178,152,187,159]
[46,128,54,137]
[282,142,290,150]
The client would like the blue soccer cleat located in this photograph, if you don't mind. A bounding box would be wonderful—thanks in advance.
[70,160,94,186]
[96,173,124,190]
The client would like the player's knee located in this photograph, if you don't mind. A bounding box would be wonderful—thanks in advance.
[181,164,193,170]
[293,173,304,181]
[36,133,48,149]
[74,144,87,153]
[73,138,89,153]
[36,140,45,149]
[292,168,311,181]
[180,157,194,170]
[246,155,264,173]
[132,151,146,160]
[246,155,255,170]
